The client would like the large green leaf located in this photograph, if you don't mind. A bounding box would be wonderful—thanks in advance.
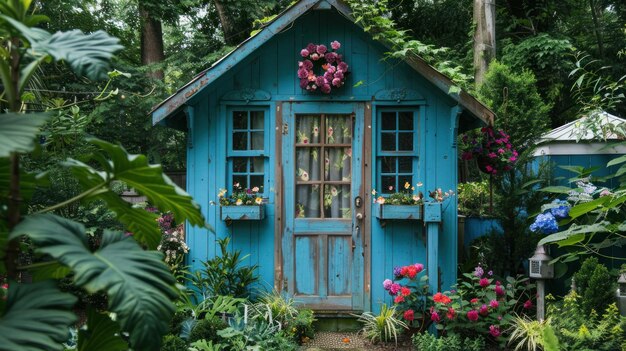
[12,214,178,350]
[539,222,610,246]
[568,197,609,219]
[2,15,122,81]
[63,138,207,249]
[77,308,127,351]
[0,280,77,351]
[0,113,49,157]
[539,186,573,194]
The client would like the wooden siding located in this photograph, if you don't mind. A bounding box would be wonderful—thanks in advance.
[184,7,461,312]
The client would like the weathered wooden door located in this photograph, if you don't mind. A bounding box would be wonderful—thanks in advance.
[282,102,365,311]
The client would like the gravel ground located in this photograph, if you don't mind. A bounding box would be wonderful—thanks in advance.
[300,332,414,351]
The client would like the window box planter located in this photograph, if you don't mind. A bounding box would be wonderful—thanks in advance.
[373,203,422,220]
[220,205,265,221]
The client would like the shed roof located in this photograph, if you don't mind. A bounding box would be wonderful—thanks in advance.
[537,112,626,143]
[151,0,495,126]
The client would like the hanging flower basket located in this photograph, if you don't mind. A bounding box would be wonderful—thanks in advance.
[460,127,518,175]
[297,40,349,93]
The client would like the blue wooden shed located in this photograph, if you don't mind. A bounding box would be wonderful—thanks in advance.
[533,112,626,189]
[152,0,494,313]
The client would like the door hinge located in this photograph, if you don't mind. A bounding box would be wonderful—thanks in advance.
[282,122,289,135]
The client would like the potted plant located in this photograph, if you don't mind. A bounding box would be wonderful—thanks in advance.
[372,182,424,220]
[218,185,265,221]
[457,180,502,250]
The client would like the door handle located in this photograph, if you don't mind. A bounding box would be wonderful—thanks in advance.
[352,225,360,252]
[356,212,363,220]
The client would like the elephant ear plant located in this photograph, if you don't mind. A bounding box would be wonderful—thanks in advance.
[0,0,209,350]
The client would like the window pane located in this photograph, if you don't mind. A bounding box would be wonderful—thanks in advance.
[398,175,412,190]
[233,132,248,150]
[249,175,264,192]
[381,176,396,194]
[381,132,396,151]
[250,110,264,129]
[250,131,264,150]
[296,148,321,181]
[324,184,351,218]
[398,156,413,173]
[233,111,247,129]
[250,157,264,172]
[381,112,396,130]
[398,132,413,151]
[296,184,321,218]
[233,175,247,190]
[326,115,352,144]
[381,156,396,173]
[398,111,413,130]
[296,115,321,144]
[233,158,247,173]
[325,147,352,181]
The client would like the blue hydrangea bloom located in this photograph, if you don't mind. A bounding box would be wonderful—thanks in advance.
[550,200,570,219]
[530,212,559,234]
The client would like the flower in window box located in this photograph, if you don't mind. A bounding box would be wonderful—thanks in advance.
[235,199,243,206]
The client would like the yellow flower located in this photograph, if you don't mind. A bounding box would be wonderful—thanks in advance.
[235,199,243,206]
[255,197,263,205]
[218,189,227,198]
[411,186,415,191]
[404,182,410,189]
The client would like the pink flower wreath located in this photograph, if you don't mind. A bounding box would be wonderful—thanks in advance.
[297,40,349,93]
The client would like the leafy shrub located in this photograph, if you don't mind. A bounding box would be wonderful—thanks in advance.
[289,309,315,345]
[412,333,484,351]
[252,291,315,345]
[188,339,223,351]
[356,304,408,344]
[457,180,500,217]
[547,292,626,351]
[382,262,430,332]
[507,315,550,351]
[161,334,188,351]
[196,236,259,298]
[169,308,192,336]
[218,315,298,351]
[573,257,615,315]
[429,266,535,343]
[188,316,228,344]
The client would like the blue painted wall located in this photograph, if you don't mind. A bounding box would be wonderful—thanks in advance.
[184,7,462,311]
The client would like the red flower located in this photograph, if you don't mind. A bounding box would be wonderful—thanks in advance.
[431,311,441,323]
[446,307,456,320]
[394,295,405,304]
[523,299,533,309]
[495,285,505,297]
[403,309,415,321]
[400,266,409,277]
[470,298,479,304]
[479,278,490,288]
[401,287,411,297]
[406,265,418,279]
[433,292,452,304]
[479,304,489,316]
[467,310,479,322]
[489,300,499,309]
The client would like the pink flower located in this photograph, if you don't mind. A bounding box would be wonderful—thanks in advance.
[523,299,533,309]
[489,300,499,309]
[306,43,316,53]
[467,310,479,321]
[479,278,490,288]
[331,40,341,50]
[404,309,414,321]
[489,325,501,338]
[338,62,348,71]
[388,185,393,191]
[311,53,319,61]
[327,127,333,137]
[488,152,497,158]
[431,311,441,323]
[414,263,424,273]
[383,279,392,290]
[297,68,308,79]
[394,295,405,303]
[321,84,331,94]
[332,77,342,87]
[495,285,505,297]
[300,78,308,89]
[303,60,313,70]
[316,44,327,55]
[300,49,309,57]
[479,304,489,316]
[389,283,401,295]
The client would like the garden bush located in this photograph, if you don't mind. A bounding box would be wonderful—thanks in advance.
[161,334,188,351]
[573,257,616,316]
[188,316,228,344]
[412,332,485,351]
[356,303,408,344]
[381,262,430,332]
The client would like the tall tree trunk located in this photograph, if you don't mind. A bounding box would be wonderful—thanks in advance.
[139,2,165,80]
[213,0,238,46]
[588,0,605,57]
[473,0,496,88]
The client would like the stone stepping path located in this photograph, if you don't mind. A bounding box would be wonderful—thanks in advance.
[300,331,413,351]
